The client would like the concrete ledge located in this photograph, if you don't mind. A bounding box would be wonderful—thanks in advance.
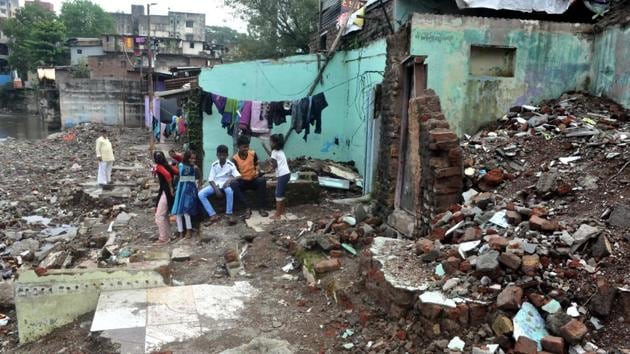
[15,260,170,343]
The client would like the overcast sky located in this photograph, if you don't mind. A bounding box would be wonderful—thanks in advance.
[33,0,247,32]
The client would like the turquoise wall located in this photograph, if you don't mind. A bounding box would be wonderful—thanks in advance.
[410,15,593,135]
[590,25,630,108]
[198,40,386,179]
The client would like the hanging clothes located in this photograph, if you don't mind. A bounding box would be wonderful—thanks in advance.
[268,101,289,126]
[177,116,187,135]
[238,101,253,132]
[152,116,160,142]
[222,98,239,128]
[291,97,310,134]
[250,101,270,134]
[211,93,227,114]
[309,92,328,135]
[201,92,213,115]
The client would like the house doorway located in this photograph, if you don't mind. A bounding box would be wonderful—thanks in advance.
[394,56,427,218]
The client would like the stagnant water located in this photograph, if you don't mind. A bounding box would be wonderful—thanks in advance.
[0,112,55,140]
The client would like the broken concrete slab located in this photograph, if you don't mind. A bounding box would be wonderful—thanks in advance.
[220,337,294,354]
[15,260,169,343]
[171,247,193,262]
[91,282,258,352]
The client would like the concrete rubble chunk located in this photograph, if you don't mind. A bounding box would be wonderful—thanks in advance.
[590,234,612,258]
[536,171,558,194]
[171,247,193,262]
[572,224,600,248]
[546,312,573,336]
[513,302,548,349]
[607,204,630,227]
[476,250,500,272]
[499,252,522,270]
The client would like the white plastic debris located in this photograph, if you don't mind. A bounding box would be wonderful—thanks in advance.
[458,240,481,259]
[589,317,603,330]
[342,343,354,350]
[567,303,580,317]
[435,264,445,277]
[419,291,457,308]
[488,210,509,228]
[282,262,295,273]
[448,336,465,351]
[559,156,581,164]
[342,216,356,226]
[463,188,479,203]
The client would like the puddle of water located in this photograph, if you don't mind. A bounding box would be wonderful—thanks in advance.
[0,112,55,140]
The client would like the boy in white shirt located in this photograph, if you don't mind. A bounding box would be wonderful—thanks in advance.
[197,145,240,225]
[263,134,291,220]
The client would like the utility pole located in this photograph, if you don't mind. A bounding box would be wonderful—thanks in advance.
[148,2,157,153]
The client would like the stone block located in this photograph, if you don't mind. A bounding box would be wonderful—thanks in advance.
[314,259,341,273]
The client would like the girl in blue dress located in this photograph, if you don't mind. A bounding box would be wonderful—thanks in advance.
[171,151,201,238]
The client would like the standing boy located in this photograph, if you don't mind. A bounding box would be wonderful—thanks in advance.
[95,128,115,186]
[198,145,239,225]
[231,135,269,219]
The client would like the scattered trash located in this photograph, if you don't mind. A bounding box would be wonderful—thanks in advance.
[448,336,465,351]
[341,243,357,256]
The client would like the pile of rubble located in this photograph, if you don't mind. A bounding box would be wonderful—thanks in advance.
[0,124,156,281]
[325,93,629,353]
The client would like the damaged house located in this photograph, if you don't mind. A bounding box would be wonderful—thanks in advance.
[198,0,628,238]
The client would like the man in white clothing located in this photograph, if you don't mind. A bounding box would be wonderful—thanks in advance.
[95,128,115,186]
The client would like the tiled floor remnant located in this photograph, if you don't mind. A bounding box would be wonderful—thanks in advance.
[90,282,258,353]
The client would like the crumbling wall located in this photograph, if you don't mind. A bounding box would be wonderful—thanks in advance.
[58,79,144,128]
[590,24,630,108]
[410,91,463,235]
[373,27,409,217]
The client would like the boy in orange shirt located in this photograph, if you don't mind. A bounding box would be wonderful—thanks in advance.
[230,135,269,219]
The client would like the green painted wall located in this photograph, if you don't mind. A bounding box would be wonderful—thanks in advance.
[590,25,630,108]
[198,40,387,179]
[410,14,593,135]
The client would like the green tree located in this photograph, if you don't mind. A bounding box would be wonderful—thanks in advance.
[225,0,318,60]
[60,0,115,38]
[205,26,243,46]
[0,4,67,76]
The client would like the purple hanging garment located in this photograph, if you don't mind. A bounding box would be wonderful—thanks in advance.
[238,101,253,132]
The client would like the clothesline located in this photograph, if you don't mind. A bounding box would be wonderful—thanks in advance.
[201,90,329,143]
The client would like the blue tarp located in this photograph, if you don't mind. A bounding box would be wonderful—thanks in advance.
[0,74,11,86]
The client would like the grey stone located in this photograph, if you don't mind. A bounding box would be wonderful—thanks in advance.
[8,239,40,257]
[590,287,617,317]
[114,212,132,227]
[578,175,599,190]
[591,234,612,258]
[536,171,558,193]
[608,204,630,227]
[0,281,14,308]
[572,224,600,248]
[353,204,369,223]
[35,243,57,261]
[360,224,375,236]
[546,311,573,335]
[171,247,193,262]
[3,231,23,241]
[476,250,500,272]
[559,231,575,246]
[528,114,548,127]
[317,235,340,251]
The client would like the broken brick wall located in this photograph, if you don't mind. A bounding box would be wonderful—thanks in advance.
[372,26,463,238]
[410,91,463,236]
[372,27,410,218]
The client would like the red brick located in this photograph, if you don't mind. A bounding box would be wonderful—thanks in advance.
[452,211,465,223]
[314,258,341,273]
[559,319,588,344]
[506,210,522,225]
[459,260,472,272]
[528,293,547,308]
[488,235,509,250]
[419,303,443,320]
[330,250,343,258]
[460,227,482,242]
[529,215,559,232]
[448,148,463,163]
[442,256,461,274]
[434,167,461,178]
[542,335,566,354]
[498,252,522,270]
[482,169,504,186]
[514,336,538,354]
[497,285,523,311]
[469,303,487,325]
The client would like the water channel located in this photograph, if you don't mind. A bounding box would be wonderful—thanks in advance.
[0,112,55,140]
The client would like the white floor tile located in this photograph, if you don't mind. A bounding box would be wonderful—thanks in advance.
[91,289,148,331]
